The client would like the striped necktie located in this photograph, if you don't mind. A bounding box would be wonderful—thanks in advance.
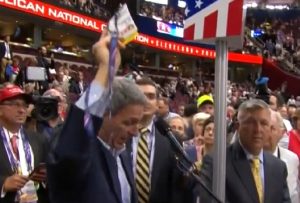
[251,157,263,203]
[136,128,150,203]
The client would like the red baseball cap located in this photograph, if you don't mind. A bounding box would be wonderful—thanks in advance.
[0,84,31,103]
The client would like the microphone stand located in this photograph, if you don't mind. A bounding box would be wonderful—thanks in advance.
[175,155,223,203]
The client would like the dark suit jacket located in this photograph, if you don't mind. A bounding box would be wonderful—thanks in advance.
[127,126,194,203]
[198,141,291,203]
[0,42,13,59]
[47,105,137,203]
[36,55,54,83]
[69,79,87,95]
[0,129,48,203]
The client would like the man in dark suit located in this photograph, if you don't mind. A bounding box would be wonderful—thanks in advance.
[69,70,87,96]
[198,99,291,203]
[36,46,55,93]
[128,77,193,203]
[47,29,146,203]
[0,84,48,203]
[0,35,13,82]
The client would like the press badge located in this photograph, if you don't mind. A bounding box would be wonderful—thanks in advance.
[108,4,138,45]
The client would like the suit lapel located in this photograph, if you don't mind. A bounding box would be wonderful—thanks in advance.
[120,152,137,203]
[25,132,40,168]
[99,142,122,203]
[262,153,272,203]
[151,131,163,191]
[0,137,13,173]
[231,142,260,203]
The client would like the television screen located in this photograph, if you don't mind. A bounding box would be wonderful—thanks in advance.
[251,29,264,38]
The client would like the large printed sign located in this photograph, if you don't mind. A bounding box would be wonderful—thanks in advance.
[0,0,262,64]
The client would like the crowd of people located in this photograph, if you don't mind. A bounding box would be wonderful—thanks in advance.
[2,2,300,202]
[138,1,185,26]
[246,10,300,76]
[42,0,112,20]
[2,23,300,202]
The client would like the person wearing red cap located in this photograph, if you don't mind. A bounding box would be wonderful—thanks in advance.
[0,84,48,203]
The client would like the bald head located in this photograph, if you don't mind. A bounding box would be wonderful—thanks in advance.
[264,109,286,152]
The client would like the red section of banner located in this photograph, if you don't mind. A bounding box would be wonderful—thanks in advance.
[227,0,243,36]
[183,24,195,41]
[0,0,263,65]
[135,33,263,64]
[203,10,218,39]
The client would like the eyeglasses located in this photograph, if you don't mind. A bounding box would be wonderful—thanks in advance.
[0,101,29,109]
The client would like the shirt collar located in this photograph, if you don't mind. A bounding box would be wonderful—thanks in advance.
[239,139,264,163]
[3,127,20,139]
[273,146,279,157]
[97,137,125,157]
[146,119,154,133]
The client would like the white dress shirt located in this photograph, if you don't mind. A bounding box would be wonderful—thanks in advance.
[132,120,156,186]
[1,128,34,198]
[274,146,300,203]
[4,42,11,59]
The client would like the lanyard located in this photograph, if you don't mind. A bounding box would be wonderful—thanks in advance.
[0,127,32,173]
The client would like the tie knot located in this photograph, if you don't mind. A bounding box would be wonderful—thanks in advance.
[139,128,149,137]
[252,157,260,168]
[11,134,18,139]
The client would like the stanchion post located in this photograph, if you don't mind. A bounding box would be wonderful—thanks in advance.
[212,38,228,203]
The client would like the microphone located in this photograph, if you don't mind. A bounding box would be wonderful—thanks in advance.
[155,117,195,169]
[155,118,223,203]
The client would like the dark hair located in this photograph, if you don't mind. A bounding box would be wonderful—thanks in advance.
[135,77,157,97]
[270,92,284,108]
[183,103,198,117]
[135,77,156,87]
[158,97,169,105]
[202,116,214,135]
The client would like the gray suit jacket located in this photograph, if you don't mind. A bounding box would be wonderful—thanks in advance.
[198,141,291,203]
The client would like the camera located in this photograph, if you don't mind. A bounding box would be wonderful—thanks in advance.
[31,96,59,121]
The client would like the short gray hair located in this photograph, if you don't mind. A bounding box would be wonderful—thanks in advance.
[270,109,285,129]
[106,78,147,115]
[237,99,270,122]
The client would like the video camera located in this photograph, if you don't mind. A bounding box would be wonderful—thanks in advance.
[31,96,59,121]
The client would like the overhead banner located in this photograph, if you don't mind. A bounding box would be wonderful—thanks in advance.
[0,0,106,32]
[0,0,262,64]
[184,0,245,48]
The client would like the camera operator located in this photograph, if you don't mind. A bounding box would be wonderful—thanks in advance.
[34,89,65,141]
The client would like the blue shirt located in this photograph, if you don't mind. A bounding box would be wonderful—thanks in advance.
[76,81,110,117]
[98,138,131,203]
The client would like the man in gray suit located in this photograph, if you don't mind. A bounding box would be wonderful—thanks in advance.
[199,99,291,203]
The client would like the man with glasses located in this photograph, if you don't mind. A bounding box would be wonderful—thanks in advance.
[0,84,48,203]
[264,110,299,203]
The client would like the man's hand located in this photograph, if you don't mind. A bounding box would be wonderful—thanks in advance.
[92,28,125,87]
[3,174,29,192]
[29,168,47,183]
